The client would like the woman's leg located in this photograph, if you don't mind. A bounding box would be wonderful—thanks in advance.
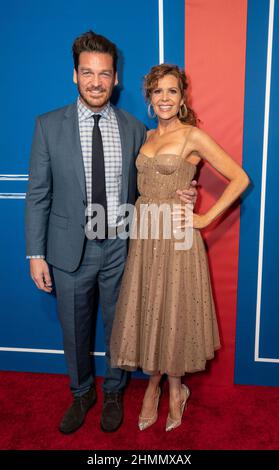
[138,373,162,429]
[140,373,162,418]
[168,376,183,419]
[166,375,190,430]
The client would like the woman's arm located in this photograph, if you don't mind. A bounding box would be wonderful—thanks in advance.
[189,127,250,228]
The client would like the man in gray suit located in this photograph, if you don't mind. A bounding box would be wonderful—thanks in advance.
[25,31,197,434]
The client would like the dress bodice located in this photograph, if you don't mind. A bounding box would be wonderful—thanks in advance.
[136,153,197,201]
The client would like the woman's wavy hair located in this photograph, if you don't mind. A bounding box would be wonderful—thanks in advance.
[144,64,199,126]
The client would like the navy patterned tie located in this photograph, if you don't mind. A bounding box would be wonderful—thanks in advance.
[92,114,108,238]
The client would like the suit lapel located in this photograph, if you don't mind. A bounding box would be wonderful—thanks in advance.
[62,103,87,202]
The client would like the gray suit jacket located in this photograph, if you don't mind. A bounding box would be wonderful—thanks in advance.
[25,101,146,272]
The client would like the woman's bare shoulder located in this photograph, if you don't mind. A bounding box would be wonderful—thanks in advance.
[187,125,209,141]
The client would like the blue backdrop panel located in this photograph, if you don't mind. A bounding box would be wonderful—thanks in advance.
[0,0,185,376]
[235,0,279,386]
[164,0,184,67]
[259,2,279,359]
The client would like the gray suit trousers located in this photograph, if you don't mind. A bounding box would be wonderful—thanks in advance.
[52,236,128,396]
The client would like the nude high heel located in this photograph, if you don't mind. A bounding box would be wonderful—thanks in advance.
[166,384,190,432]
[138,387,161,431]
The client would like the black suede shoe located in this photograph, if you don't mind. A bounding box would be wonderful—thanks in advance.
[100,391,123,432]
[59,385,97,434]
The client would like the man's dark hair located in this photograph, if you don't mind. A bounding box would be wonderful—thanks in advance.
[72,30,118,73]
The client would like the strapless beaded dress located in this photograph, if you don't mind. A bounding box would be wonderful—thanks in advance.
[110,147,220,376]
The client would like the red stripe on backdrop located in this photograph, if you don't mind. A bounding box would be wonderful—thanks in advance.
[185,0,247,385]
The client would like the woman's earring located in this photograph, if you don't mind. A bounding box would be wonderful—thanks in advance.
[148,103,157,119]
[179,103,188,119]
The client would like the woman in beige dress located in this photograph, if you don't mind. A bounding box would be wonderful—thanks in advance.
[110,64,250,431]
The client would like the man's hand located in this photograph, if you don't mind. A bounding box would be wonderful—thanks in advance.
[30,259,53,293]
[176,180,198,205]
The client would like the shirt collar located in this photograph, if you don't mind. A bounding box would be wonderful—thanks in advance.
[77,97,112,122]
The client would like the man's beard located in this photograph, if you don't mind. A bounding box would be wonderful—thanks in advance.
[77,83,112,110]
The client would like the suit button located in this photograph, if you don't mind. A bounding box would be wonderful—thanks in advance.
[81,224,84,229]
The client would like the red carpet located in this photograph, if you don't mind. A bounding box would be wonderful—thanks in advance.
[0,371,278,450]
